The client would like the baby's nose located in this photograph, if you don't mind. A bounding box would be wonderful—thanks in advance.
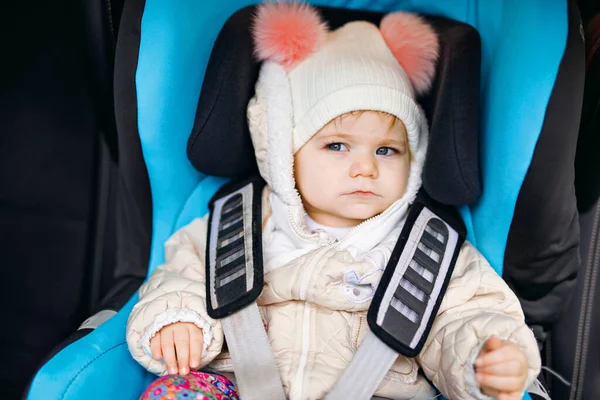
[350,154,378,178]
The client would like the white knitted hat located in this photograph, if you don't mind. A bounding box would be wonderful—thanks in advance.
[247,3,439,208]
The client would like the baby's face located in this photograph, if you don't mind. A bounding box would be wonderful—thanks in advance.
[295,111,410,228]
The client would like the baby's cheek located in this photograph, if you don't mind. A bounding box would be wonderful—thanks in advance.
[301,167,336,195]
[297,158,325,185]
[384,169,409,200]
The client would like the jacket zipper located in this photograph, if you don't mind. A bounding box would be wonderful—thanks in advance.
[288,198,406,247]
[299,246,329,300]
[291,302,313,400]
[291,246,330,399]
[288,207,329,243]
[285,198,406,399]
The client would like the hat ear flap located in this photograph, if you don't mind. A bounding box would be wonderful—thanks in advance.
[252,2,328,71]
[380,12,439,95]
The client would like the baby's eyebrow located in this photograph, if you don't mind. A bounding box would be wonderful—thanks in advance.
[318,132,354,140]
[320,131,354,137]
[379,137,407,147]
[381,130,408,146]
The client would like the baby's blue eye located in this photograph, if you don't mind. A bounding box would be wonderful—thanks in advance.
[327,143,348,151]
[376,147,396,156]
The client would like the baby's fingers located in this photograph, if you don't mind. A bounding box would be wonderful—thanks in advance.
[476,343,524,368]
[174,327,190,376]
[476,360,524,376]
[476,374,524,393]
[150,332,163,361]
[483,336,504,352]
[161,329,178,375]
[189,326,204,370]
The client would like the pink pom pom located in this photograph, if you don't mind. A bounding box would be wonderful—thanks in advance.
[253,2,328,70]
[380,12,439,94]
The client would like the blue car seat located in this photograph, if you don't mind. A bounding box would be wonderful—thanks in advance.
[26,0,584,399]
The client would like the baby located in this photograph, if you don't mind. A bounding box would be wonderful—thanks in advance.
[127,3,541,400]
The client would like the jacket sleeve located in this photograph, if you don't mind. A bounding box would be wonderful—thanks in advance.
[416,242,541,400]
[126,217,224,375]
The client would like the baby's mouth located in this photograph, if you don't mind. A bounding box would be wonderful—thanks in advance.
[346,190,380,198]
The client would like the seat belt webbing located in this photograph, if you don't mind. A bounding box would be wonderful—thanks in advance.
[326,332,398,400]
[221,303,286,400]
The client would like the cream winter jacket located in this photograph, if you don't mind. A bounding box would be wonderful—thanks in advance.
[126,187,541,400]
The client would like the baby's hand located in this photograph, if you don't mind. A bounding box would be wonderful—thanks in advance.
[150,322,204,376]
[475,336,528,400]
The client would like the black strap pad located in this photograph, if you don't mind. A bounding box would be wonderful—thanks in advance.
[367,190,466,358]
[205,177,265,319]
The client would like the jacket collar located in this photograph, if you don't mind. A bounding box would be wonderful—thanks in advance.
[268,190,410,254]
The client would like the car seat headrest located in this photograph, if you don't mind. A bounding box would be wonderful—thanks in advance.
[187,5,482,206]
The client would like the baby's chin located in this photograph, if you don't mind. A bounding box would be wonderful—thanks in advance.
[338,204,389,222]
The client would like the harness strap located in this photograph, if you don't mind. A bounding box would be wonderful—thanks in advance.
[206,178,285,400]
[326,332,399,400]
[327,192,465,399]
[221,303,286,400]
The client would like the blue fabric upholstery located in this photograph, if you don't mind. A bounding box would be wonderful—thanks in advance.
[27,296,154,399]
[27,1,567,399]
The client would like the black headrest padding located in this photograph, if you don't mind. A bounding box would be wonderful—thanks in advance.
[188,5,482,205]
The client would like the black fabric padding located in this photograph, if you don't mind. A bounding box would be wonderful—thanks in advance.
[574,8,600,212]
[188,5,482,206]
[83,0,119,161]
[187,6,261,178]
[549,199,600,400]
[419,17,481,205]
[112,0,153,294]
[503,0,584,348]
[98,275,145,312]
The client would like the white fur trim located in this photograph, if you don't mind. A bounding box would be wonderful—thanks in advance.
[263,62,302,209]
[139,308,214,361]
